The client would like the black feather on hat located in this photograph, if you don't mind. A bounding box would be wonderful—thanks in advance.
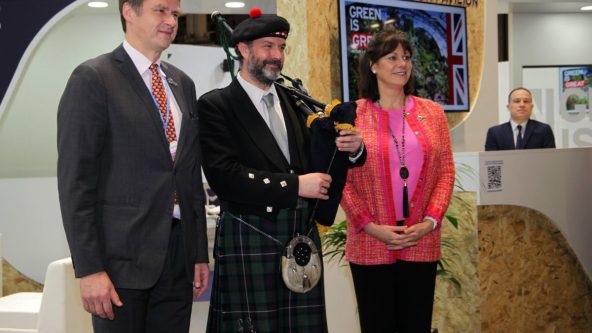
[230,8,290,46]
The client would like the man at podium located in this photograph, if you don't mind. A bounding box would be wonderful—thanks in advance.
[485,87,556,151]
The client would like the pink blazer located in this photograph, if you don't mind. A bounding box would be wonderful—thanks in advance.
[341,96,454,265]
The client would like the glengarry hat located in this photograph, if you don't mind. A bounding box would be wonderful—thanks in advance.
[230,7,290,46]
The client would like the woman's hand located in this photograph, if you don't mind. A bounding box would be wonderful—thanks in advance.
[386,220,434,250]
[363,222,417,249]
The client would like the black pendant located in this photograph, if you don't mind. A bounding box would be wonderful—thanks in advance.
[399,166,409,180]
[402,183,409,218]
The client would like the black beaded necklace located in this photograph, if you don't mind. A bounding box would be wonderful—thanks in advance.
[384,97,410,218]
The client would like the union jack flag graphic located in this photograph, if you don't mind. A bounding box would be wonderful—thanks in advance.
[446,12,469,110]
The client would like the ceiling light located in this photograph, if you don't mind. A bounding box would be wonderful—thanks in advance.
[225,2,245,8]
[581,5,592,11]
[88,1,109,8]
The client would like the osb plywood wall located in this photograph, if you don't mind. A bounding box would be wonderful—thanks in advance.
[433,192,480,333]
[278,0,483,130]
[2,259,42,295]
[479,205,592,332]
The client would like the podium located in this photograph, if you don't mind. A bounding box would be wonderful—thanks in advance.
[478,147,592,279]
[476,147,592,332]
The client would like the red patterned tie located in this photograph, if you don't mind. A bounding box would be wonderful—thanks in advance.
[150,63,177,144]
[150,64,179,205]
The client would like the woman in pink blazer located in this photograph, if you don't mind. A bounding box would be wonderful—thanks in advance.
[341,27,455,333]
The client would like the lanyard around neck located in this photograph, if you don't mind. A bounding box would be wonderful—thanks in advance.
[149,71,173,132]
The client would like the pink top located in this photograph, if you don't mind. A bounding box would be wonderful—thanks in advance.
[381,99,424,221]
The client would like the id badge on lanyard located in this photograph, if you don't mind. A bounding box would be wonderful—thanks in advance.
[150,72,177,160]
[169,140,178,160]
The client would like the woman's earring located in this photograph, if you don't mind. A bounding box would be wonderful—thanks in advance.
[372,70,377,74]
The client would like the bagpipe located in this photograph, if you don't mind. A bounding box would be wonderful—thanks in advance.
[211,10,358,227]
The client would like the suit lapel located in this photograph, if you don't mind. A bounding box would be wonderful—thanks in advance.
[228,80,289,171]
[112,46,170,157]
[522,119,536,147]
[276,84,307,171]
[502,122,515,149]
[161,63,190,165]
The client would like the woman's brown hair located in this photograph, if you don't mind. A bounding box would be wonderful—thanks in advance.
[357,26,415,101]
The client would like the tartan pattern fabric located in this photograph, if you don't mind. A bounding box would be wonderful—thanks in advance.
[207,208,328,333]
[341,96,455,265]
[150,63,177,143]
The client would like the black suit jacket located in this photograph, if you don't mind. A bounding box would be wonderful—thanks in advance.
[485,119,556,151]
[197,80,310,218]
[57,45,208,289]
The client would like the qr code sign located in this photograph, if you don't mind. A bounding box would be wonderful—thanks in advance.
[487,165,502,190]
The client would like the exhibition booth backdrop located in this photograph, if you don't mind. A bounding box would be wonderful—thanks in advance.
[0,0,490,283]
[1,0,592,331]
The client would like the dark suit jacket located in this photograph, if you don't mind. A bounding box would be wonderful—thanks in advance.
[57,45,208,289]
[197,80,310,218]
[485,119,556,151]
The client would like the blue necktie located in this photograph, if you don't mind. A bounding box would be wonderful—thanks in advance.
[516,124,524,149]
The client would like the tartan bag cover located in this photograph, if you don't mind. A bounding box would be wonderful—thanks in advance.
[207,208,328,333]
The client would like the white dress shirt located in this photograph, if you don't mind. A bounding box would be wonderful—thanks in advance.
[123,40,182,139]
[237,72,288,134]
[510,119,528,147]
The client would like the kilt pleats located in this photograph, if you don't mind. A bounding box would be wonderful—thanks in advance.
[206,209,328,333]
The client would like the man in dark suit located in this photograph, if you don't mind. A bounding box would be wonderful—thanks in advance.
[198,10,364,333]
[57,0,208,331]
[485,87,556,151]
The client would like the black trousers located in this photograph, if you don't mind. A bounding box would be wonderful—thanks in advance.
[92,219,193,333]
[350,260,438,333]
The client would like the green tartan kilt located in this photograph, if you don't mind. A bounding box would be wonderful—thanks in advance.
[206,208,328,333]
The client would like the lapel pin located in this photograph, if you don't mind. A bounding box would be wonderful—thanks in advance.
[167,77,178,87]
[417,115,426,121]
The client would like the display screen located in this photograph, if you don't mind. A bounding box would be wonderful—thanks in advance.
[560,66,591,114]
[338,0,470,112]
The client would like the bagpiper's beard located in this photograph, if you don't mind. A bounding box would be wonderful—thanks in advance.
[248,55,283,86]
